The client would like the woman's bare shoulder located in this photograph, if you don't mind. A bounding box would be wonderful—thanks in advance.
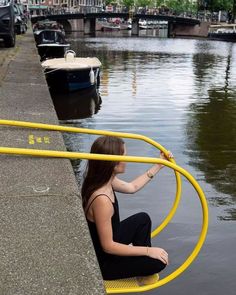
[86,190,113,212]
[91,191,112,203]
[86,191,114,222]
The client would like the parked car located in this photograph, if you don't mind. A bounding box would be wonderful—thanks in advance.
[14,2,27,34]
[0,0,15,47]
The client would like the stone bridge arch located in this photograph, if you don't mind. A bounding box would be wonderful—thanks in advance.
[57,20,72,33]
[58,19,84,33]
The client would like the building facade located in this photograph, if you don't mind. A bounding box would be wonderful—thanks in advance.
[24,0,103,15]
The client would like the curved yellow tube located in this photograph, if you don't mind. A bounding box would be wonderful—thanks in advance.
[0,119,181,238]
[0,146,208,293]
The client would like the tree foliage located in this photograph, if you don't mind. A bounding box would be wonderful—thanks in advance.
[121,0,135,9]
[200,0,234,11]
[136,0,152,8]
[164,0,197,12]
[105,0,115,5]
[120,0,235,11]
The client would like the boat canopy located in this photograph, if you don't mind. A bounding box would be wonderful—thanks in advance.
[34,30,66,45]
[42,56,102,70]
[209,24,236,33]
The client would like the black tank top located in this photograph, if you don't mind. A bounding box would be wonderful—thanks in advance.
[86,192,120,264]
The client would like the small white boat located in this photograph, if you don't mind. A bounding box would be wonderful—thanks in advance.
[139,20,148,30]
[97,19,120,32]
[41,50,102,92]
[208,24,236,42]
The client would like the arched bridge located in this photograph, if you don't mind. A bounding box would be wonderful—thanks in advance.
[32,12,201,36]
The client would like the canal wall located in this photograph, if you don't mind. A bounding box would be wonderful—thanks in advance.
[170,21,210,38]
[0,32,105,294]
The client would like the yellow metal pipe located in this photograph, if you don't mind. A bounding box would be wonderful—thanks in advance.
[0,119,168,150]
[0,119,182,238]
[0,146,208,292]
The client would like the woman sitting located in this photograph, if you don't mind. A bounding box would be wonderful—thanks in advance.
[82,136,171,281]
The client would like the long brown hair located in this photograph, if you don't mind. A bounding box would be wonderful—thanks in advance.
[81,136,125,209]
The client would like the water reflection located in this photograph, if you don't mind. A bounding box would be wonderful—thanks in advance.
[224,44,233,92]
[187,42,236,220]
[186,89,236,195]
[192,48,219,82]
[61,35,236,294]
[66,35,236,221]
[50,87,102,120]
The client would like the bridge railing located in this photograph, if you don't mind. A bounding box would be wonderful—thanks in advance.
[31,12,200,26]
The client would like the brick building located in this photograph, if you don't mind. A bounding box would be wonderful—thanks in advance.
[24,0,103,15]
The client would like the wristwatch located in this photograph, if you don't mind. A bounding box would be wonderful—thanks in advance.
[147,170,154,179]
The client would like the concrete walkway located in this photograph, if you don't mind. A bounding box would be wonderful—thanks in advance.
[0,32,105,294]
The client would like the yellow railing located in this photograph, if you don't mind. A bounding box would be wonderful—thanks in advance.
[0,119,182,238]
[0,119,208,293]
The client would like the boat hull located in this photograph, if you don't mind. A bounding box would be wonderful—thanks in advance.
[97,21,120,31]
[45,68,101,93]
[101,25,120,32]
[208,32,236,42]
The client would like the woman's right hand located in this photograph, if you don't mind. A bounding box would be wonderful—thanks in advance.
[147,247,169,265]
[159,151,173,169]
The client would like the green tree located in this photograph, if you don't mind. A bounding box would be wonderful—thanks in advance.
[200,0,234,11]
[136,0,152,8]
[155,0,165,7]
[165,0,197,13]
[105,0,115,5]
[122,0,135,9]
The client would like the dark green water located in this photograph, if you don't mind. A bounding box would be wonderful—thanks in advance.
[60,33,236,294]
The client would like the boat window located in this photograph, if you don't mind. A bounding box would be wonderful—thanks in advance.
[42,31,56,43]
[55,33,64,43]
[41,31,65,44]
[13,5,18,14]
[0,0,11,6]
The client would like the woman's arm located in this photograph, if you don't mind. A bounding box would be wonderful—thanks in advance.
[92,196,168,264]
[112,151,173,194]
[112,165,161,194]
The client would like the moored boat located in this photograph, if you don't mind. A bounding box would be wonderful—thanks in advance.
[208,24,236,42]
[120,19,132,30]
[101,23,120,32]
[42,50,102,92]
[33,19,69,61]
[34,29,70,61]
[139,20,148,30]
[97,20,120,32]
[33,20,65,35]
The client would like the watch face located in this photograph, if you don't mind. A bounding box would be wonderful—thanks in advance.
[147,171,153,179]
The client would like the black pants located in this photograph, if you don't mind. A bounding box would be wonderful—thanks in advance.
[101,212,166,280]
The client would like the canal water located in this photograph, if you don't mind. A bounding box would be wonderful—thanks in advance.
[58,32,236,294]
